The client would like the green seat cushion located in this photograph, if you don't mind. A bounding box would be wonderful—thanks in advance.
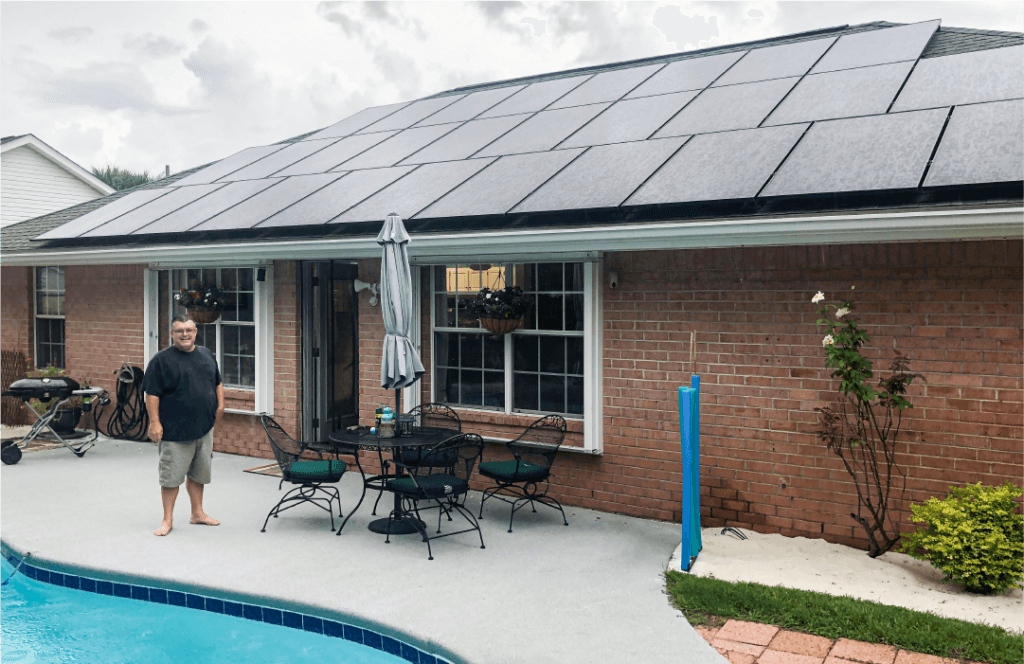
[285,459,346,483]
[388,474,467,499]
[478,459,547,482]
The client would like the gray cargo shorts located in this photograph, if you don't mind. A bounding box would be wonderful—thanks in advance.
[158,430,214,487]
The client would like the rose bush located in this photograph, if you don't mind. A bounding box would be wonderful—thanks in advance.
[812,288,922,557]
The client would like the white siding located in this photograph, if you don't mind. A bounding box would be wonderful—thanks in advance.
[1,146,104,227]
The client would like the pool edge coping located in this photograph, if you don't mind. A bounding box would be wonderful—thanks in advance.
[1,538,468,664]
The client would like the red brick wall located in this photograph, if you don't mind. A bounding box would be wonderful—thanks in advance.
[1,266,33,360]
[598,239,1023,548]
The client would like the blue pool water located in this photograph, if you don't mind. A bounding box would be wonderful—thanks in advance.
[1,557,414,664]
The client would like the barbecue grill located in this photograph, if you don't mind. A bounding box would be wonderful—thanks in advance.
[2,377,109,465]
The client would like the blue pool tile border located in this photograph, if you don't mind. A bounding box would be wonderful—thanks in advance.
[2,547,453,664]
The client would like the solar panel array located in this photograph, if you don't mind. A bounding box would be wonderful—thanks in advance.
[45,20,1023,241]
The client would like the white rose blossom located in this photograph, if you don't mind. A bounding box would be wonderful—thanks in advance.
[812,291,825,304]
[822,334,835,347]
[835,307,850,319]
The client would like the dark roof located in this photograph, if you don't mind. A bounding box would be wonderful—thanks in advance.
[1,165,207,252]
[921,25,1024,58]
[4,20,1021,256]
[1,134,28,145]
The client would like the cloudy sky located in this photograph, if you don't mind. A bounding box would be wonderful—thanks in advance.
[2,1,1021,179]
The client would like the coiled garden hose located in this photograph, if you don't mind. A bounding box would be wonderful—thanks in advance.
[95,363,149,441]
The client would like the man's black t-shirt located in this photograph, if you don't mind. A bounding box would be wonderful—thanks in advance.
[143,345,222,441]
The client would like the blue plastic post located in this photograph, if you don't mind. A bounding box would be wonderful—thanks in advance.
[690,375,702,557]
[678,376,703,571]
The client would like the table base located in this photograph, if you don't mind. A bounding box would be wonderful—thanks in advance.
[369,516,426,535]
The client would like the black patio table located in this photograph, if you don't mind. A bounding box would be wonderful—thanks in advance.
[328,425,461,535]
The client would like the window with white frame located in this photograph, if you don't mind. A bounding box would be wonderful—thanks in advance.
[34,266,66,369]
[156,267,257,390]
[431,262,592,420]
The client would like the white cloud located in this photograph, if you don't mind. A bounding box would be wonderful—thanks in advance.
[652,6,720,50]
[123,33,186,59]
[47,26,93,43]
[19,58,192,115]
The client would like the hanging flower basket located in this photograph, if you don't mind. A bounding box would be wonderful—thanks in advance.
[187,309,221,324]
[479,315,523,336]
[461,286,532,337]
[175,283,227,325]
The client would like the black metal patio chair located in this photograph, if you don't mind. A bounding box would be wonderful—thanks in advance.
[477,414,569,532]
[259,414,366,534]
[384,433,485,560]
[370,402,462,515]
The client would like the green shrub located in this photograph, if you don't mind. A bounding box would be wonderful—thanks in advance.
[901,482,1023,594]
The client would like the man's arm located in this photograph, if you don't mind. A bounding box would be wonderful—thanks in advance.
[215,384,225,423]
[145,394,163,442]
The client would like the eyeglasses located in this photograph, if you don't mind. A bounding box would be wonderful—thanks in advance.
[172,328,197,336]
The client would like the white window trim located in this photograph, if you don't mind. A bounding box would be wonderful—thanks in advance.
[144,264,274,416]
[33,266,66,369]
[428,260,602,454]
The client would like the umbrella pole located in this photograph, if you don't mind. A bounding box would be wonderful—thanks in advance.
[395,388,402,415]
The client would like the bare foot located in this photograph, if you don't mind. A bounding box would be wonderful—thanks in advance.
[154,521,173,536]
[190,513,220,526]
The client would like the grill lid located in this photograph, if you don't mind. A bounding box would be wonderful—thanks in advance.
[2,377,80,400]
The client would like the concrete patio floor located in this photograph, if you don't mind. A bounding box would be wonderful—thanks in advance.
[0,435,719,664]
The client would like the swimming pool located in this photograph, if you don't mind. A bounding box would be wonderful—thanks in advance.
[1,551,450,664]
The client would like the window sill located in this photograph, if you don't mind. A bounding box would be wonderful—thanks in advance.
[223,408,259,416]
[480,436,601,455]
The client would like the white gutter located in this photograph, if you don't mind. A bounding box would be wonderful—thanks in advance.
[2,207,1021,267]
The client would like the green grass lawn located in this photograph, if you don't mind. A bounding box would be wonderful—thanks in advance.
[665,571,1024,664]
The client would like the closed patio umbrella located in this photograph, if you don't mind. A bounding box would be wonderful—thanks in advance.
[377,212,424,412]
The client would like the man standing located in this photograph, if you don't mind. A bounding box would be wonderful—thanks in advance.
[144,315,224,536]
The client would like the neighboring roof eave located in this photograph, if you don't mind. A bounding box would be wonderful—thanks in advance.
[1,134,116,196]
[2,206,1020,267]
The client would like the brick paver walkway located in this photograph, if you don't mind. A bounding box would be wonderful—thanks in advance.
[695,620,985,664]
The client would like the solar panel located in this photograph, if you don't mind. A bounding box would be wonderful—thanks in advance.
[134,179,283,234]
[514,137,686,212]
[301,101,410,141]
[653,77,799,138]
[625,51,746,99]
[272,132,396,177]
[924,100,1024,187]
[215,138,342,181]
[82,184,226,237]
[331,159,494,223]
[626,124,807,205]
[338,123,461,170]
[414,86,526,126]
[170,145,286,187]
[415,149,584,219]
[478,76,591,117]
[763,61,914,126]
[810,20,939,73]
[192,172,346,231]
[475,104,610,157]
[35,188,172,239]
[762,108,947,196]
[258,167,419,228]
[713,37,836,86]
[558,91,700,148]
[400,114,531,164]
[547,64,664,109]
[356,96,465,134]
[891,45,1024,112]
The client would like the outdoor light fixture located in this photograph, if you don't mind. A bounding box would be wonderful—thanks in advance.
[354,279,380,306]
[256,267,266,282]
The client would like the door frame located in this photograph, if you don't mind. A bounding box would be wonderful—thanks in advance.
[300,261,360,442]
